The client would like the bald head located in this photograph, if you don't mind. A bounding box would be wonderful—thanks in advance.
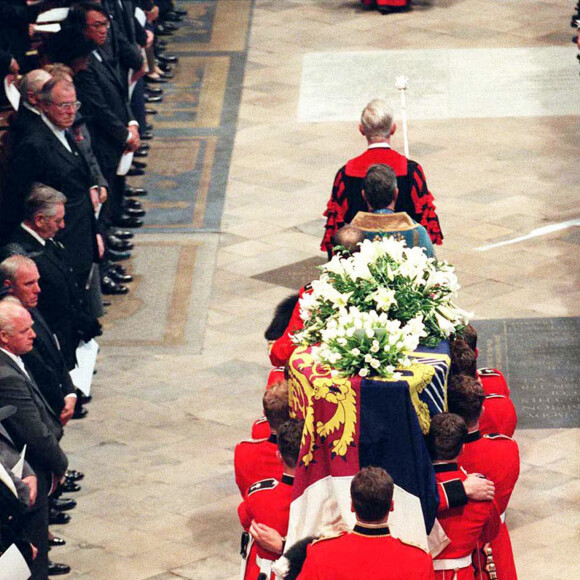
[19,69,52,108]
[332,226,365,255]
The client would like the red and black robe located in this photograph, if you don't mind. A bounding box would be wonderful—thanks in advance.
[321,145,443,255]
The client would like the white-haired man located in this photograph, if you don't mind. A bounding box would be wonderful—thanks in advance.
[321,98,442,257]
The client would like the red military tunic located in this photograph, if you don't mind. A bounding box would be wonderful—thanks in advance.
[269,285,311,368]
[251,416,271,440]
[459,431,520,580]
[238,474,294,580]
[234,434,283,497]
[322,145,442,255]
[434,463,501,580]
[480,394,517,437]
[298,522,435,580]
[477,368,510,397]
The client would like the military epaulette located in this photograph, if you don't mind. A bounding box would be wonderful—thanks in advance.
[395,536,427,552]
[485,393,506,400]
[310,532,344,545]
[247,478,278,496]
[478,368,502,377]
[483,433,513,441]
[254,417,268,425]
[238,437,269,444]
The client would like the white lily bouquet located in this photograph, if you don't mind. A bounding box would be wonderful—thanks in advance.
[293,238,472,379]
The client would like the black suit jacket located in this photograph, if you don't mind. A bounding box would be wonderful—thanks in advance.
[8,228,84,370]
[0,351,68,482]
[75,50,136,172]
[3,119,98,275]
[22,308,76,416]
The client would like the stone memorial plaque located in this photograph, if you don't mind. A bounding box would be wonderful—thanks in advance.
[476,317,580,429]
[298,47,580,122]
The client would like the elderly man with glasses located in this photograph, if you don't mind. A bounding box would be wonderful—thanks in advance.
[3,77,101,293]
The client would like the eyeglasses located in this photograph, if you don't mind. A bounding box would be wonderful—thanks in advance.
[50,101,82,111]
[87,21,110,30]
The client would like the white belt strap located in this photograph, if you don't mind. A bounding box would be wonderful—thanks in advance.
[256,555,273,578]
[500,511,506,524]
[433,554,472,571]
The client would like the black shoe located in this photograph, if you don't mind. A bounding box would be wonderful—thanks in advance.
[141,131,154,140]
[132,160,147,169]
[78,392,92,404]
[107,235,133,251]
[72,406,88,419]
[123,199,143,211]
[49,536,66,547]
[145,123,154,132]
[144,93,163,103]
[102,299,111,307]
[145,74,168,84]
[157,39,168,47]
[127,166,145,176]
[49,509,71,525]
[105,248,132,261]
[155,23,174,36]
[108,268,133,284]
[159,21,179,31]
[145,86,163,96]
[125,187,148,197]
[157,62,174,74]
[137,143,150,152]
[66,469,85,481]
[50,497,77,512]
[111,229,134,240]
[48,561,71,576]
[174,8,188,16]
[144,109,158,117]
[124,206,146,218]
[114,214,144,228]
[101,276,129,294]
[163,11,184,22]
[157,53,179,64]
[108,263,127,275]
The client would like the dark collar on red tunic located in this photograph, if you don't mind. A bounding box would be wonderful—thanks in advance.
[353,522,391,537]
[433,462,458,473]
[281,474,294,486]
[465,430,481,443]
[267,434,278,444]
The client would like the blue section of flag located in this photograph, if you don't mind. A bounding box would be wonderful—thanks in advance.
[358,378,439,533]
[413,341,451,417]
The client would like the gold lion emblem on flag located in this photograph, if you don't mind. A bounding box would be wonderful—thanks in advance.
[288,349,357,467]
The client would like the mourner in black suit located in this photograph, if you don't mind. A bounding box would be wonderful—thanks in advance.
[0,404,37,565]
[6,185,101,370]
[0,255,78,422]
[0,301,68,579]
[3,78,99,289]
[70,3,141,228]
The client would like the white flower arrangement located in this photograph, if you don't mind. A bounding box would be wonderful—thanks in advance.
[293,238,472,379]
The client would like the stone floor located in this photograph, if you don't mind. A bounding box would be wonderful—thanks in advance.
[54,0,579,578]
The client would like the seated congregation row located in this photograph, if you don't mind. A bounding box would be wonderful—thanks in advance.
[0,0,187,578]
[235,312,519,579]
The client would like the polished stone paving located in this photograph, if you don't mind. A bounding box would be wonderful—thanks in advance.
[56,0,580,578]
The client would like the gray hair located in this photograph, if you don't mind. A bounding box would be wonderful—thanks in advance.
[24,183,67,221]
[38,78,75,105]
[18,69,52,105]
[0,256,37,286]
[0,299,26,336]
[360,99,394,141]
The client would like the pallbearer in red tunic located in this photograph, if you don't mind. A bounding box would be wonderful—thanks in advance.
[428,414,501,580]
[449,340,517,437]
[234,382,289,496]
[448,375,520,580]
[238,420,303,580]
[321,99,442,256]
[297,466,435,579]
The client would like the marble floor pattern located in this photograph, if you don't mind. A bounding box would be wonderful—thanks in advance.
[56,0,579,578]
